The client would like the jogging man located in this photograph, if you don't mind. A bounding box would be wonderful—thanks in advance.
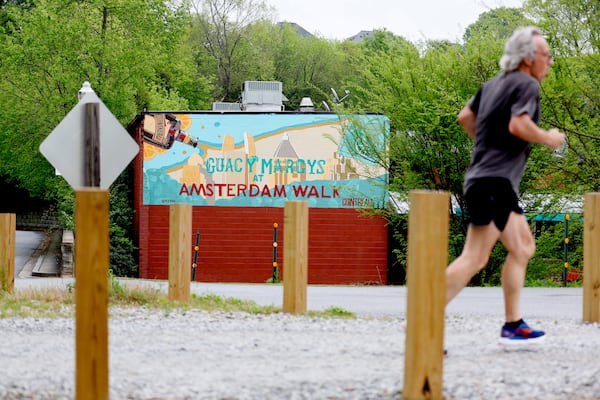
[446,26,565,345]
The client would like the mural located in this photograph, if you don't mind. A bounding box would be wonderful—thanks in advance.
[142,112,389,208]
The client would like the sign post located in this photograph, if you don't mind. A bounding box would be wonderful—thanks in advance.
[75,189,109,400]
[40,82,139,400]
[84,102,101,187]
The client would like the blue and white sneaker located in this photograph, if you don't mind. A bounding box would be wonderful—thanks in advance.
[498,320,545,346]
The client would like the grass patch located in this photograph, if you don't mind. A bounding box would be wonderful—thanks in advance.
[0,287,74,318]
[308,306,356,319]
[0,280,355,319]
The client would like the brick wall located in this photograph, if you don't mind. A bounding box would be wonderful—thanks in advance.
[130,117,389,285]
[16,210,60,231]
[137,205,388,284]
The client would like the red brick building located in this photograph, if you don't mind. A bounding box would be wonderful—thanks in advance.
[127,83,389,284]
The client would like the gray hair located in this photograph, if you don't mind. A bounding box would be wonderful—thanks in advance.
[499,26,543,72]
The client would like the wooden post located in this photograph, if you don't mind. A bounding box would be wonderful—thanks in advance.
[0,213,16,292]
[403,190,449,400]
[75,189,109,400]
[168,203,192,302]
[583,193,600,322]
[283,201,308,314]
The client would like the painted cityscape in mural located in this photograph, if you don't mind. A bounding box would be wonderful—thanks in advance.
[142,112,389,208]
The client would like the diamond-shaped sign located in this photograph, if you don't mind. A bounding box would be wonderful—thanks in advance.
[40,90,139,189]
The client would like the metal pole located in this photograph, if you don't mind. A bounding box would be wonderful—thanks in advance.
[272,223,279,283]
[192,230,200,281]
[563,214,569,287]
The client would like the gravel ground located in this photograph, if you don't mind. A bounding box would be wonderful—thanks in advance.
[1,306,599,399]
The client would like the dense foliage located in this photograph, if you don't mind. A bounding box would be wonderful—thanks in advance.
[0,0,597,282]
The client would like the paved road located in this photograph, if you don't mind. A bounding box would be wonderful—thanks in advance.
[15,230,45,277]
[14,230,585,319]
[14,277,584,320]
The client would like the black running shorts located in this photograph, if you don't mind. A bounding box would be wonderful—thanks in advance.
[464,177,523,232]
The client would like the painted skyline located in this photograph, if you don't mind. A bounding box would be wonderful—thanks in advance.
[142,112,389,208]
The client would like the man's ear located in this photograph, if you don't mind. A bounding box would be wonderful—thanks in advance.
[522,56,534,67]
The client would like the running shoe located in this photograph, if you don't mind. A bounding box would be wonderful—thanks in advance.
[498,320,545,346]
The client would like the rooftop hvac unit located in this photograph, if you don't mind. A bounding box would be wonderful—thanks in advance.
[241,81,287,111]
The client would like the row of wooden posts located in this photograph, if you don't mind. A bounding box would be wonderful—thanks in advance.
[167,200,309,312]
[1,190,599,400]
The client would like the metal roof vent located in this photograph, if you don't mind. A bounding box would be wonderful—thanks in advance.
[299,97,315,112]
[212,102,242,111]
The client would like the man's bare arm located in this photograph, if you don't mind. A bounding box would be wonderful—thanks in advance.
[457,105,477,139]
[508,114,565,150]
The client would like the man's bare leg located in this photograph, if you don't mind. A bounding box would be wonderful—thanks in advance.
[446,223,501,304]
[499,212,536,322]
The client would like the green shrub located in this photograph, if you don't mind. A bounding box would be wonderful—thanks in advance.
[56,172,138,278]
[528,217,582,286]
[387,209,582,288]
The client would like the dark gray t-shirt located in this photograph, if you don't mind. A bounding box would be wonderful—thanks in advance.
[463,71,540,194]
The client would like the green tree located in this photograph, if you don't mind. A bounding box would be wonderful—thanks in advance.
[524,0,600,192]
[272,30,346,109]
[345,31,472,199]
[463,7,530,43]
[0,0,204,276]
[0,0,195,198]
[189,0,274,101]
[343,9,560,284]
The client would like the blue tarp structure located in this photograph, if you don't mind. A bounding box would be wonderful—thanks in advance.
[530,213,568,222]
[529,213,582,222]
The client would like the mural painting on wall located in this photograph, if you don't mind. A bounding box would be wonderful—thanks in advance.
[142,113,389,208]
